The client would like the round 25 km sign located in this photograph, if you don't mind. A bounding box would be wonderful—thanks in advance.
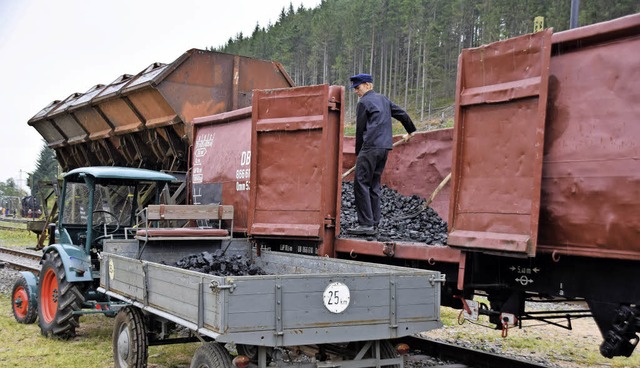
[323,282,351,313]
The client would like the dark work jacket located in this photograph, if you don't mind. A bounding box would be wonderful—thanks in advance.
[355,90,417,155]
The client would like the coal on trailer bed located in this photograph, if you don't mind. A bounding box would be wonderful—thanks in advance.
[339,181,448,244]
[173,249,266,276]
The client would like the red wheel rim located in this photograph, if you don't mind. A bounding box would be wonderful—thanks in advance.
[41,268,59,323]
[12,286,29,319]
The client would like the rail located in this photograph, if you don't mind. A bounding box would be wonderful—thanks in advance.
[402,335,549,368]
[0,246,41,274]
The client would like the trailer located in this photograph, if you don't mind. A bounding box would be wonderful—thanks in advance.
[98,240,442,368]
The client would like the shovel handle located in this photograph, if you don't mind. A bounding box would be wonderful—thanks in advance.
[424,172,452,208]
[341,137,410,179]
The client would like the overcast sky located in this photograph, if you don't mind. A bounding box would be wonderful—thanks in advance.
[0,0,321,190]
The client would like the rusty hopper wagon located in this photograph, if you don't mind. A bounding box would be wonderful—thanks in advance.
[27,49,294,174]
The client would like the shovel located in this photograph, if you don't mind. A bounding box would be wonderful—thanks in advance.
[395,172,451,220]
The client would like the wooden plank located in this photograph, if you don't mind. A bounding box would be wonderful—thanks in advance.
[146,204,233,220]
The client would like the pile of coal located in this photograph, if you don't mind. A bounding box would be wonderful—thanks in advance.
[174,249,265,276]
[340,181,448,245]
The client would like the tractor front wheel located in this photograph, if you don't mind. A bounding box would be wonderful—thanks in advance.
[38,251,84,338]
[11,273,38,324]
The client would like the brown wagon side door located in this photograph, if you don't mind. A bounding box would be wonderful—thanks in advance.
[248,85,344,257]
[448,29,552,257]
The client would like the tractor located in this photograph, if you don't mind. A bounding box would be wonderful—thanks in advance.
[11,166,176,337]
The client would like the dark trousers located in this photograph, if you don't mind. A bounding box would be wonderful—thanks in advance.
[354,148,389,226]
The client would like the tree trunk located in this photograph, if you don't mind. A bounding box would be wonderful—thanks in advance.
[404,29,411,109]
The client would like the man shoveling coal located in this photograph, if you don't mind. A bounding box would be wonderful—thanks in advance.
[347,73,416,236]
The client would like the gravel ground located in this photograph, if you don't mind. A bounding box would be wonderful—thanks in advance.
[422,301,608,368]
[0,267,20,294]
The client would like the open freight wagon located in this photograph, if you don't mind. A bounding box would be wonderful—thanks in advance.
[192,14,640,359]
[99,240,442,367]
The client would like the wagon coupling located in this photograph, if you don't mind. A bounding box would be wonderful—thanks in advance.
[210,280,236,293]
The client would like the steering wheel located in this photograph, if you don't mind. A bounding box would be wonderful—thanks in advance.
[92,209,121,236]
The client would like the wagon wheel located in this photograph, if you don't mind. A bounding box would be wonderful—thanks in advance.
[38,251,84,338]
[113,306,148,368]
[190,342,233,368]
[11,273,38,324]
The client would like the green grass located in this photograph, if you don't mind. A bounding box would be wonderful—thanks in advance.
[0,228,201,367]
[0,293,200,367]
[436,306,640,368]
[0,228,37,248]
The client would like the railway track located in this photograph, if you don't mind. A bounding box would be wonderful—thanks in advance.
[0,246,41,273]
[0,217,45,233]
[403,335,549,368]
[0,218,28,231]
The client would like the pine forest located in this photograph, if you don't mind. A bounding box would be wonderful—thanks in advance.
[213,0,639,127]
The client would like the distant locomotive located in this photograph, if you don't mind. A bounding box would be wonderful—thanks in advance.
[20,196,41,218]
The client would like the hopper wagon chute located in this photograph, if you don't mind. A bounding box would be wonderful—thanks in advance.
[28,49,294,175]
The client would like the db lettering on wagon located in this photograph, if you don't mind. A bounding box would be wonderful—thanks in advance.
[235,151,251,192]
[240,151,251,166]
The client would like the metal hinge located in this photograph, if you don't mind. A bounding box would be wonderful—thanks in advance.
[328,97,340,111]
[324,216,335,228]
[429,274,447,286]
[210,279,237,293]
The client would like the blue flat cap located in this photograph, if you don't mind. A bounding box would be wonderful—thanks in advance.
[349,73,373,89]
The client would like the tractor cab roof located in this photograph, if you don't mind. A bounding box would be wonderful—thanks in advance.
[64,166,177,184]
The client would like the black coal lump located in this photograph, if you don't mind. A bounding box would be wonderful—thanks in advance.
[339,181,448,245]
[174,251,266,276]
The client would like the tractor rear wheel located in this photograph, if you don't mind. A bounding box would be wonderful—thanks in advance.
[190,342,232,368]
[11,273,38,324]
[113,306,148,368]
[38,251,84,338]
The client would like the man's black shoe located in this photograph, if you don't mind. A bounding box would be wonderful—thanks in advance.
[347,225,376,236]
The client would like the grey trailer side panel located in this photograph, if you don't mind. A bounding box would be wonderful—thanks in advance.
[101,249,441,347]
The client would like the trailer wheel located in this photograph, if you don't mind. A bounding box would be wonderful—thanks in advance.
[11,273,38,324]
[190,342,232,368]
[113,306,148,368]
[38,251,84,338]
